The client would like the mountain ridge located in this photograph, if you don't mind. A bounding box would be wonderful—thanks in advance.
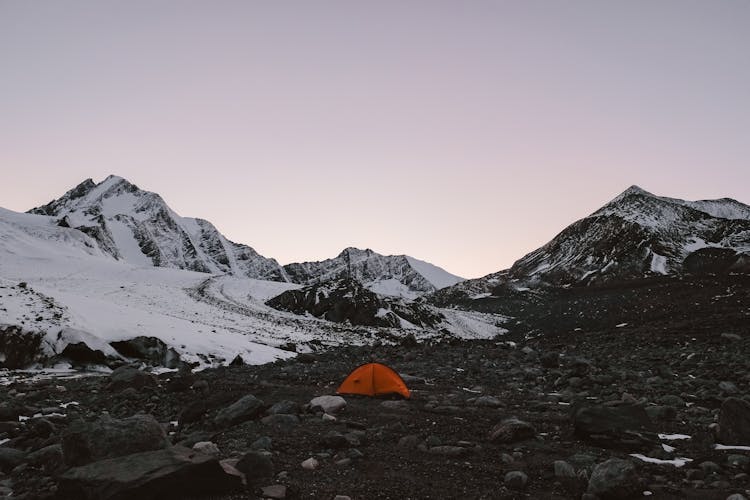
[25,175,464,296]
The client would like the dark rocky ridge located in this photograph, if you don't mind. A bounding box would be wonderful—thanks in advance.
[435,187,750,301]
[266,277,444,328]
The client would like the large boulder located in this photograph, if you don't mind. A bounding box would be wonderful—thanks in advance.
[718,397,750,445]
[57,445,241,500]
[0,447,27,471]
[587,458,640,499]
[110,337,181,368]
[573,404,654,447]
[61,342,108,366]
[61,414,169,466]
[108,366,158,392]
[214,395,264,428]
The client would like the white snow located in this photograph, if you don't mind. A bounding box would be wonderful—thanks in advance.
[368,278,420,300]
[658,433,691,440]
[650,252,668,274]
[0,438,9,446]
[404,256,464,290]
[470,292,492,300]
[714,444,750,451]
[108,218,152,266]
[629,454,693,467]
[662,444,676,453]
[0,206,503,369]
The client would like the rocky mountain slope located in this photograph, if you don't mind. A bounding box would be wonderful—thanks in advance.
[266,277,444,329]
[29,175,288,281]
[436,186,750,302]
[283,247,464,298]
[27,176,464,296]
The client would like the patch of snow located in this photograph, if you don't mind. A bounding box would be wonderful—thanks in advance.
[404,256,464,290]
[615,323,628,328]
[470,292,491,300]
[0,438,9,446]
[714,444,750,451]
[658,433,691,441]
[662,444,676,453]
[629,454,693,467]
[368,278,420,300]
[650,252,668,274]
[107,218,152,266]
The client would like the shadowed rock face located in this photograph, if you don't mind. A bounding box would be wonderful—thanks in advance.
[266,277,443,328]
[0,326,44,369]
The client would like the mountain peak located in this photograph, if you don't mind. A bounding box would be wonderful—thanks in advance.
[617,185,654,199]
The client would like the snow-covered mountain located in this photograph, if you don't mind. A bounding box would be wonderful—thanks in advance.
[29,175,289,281]
[0,201,504,369]
[27,176,464,296]
[283,247,464,298]
[437,186,750,299]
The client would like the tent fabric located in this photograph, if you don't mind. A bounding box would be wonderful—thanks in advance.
[336,362,411,399]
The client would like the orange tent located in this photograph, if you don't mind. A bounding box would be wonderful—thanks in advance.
[337,362,411,399]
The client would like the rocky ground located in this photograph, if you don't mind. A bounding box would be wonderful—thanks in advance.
[1,274,750,500]
[0,327,749,499]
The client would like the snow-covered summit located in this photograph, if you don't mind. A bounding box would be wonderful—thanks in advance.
[437,186,750,298]
[29,175,288,281]
[283,247,464,298]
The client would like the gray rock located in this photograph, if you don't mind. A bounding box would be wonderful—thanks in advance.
[719,398,750,444]
[309,395,346,414]
[320,431,350,449]
[27,444,63,473]
[473,396,502,407]
[573,404,653,439]
[61,414,169,466]
[267,400,300,415]
[301,457,319,470]
[261,484,287,499]
[108,366,157,392]
[504,471,528,490]
[489,417,536,443]
[720,381,740,394]
[0,447,27,471]
[699,461,722,474]
[249,436,272,450]
[554,460,577,479]
[727,454,750,467]
[261,414,300,429]
[192,441,220,456]
[214,395,264,427]
[587,458,640,499]
[236,451,274,482]
[428,446,468,457]
[57,445,240,499]
[726,494,748,500]
[398,435,419,449]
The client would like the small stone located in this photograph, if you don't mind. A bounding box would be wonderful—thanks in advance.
[489,417,536,443]
[554,460,576,479]
[504,471,528,490]
[192,441,220,456]
[250,436,273,450]
[333,496,352,500]
[261,484,287,499]
[587,458,640,499]
[398,435,419,449]
[309,396,346,414]
[301,457,320,470]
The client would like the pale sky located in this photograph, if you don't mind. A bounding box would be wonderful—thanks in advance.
[1,1,749,278]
